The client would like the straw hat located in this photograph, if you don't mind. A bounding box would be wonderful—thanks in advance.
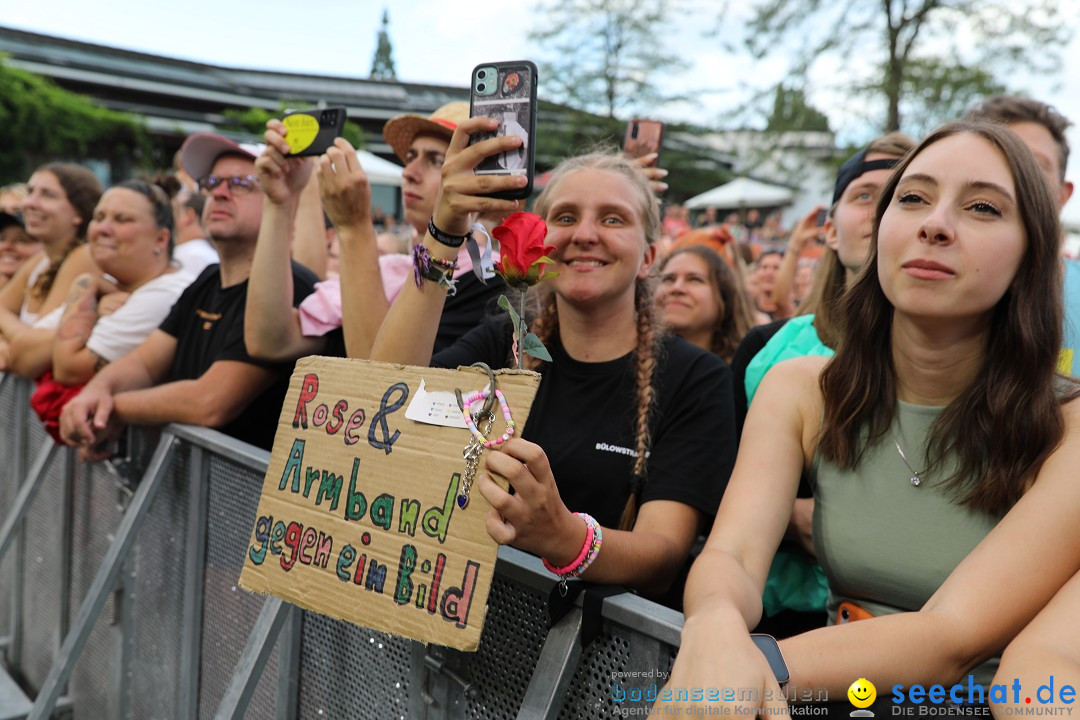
[382,102,470,162]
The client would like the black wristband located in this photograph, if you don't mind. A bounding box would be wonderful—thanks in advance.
[428,218,469,248]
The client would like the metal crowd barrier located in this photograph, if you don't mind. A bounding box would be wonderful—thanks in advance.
[0,373,685,719]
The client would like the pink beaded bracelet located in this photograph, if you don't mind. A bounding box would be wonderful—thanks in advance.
[461,388,516,448]
[542,513,603,587]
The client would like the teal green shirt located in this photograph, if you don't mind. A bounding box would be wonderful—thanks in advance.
[744,314,833,405]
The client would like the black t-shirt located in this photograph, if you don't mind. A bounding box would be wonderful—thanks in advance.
[433,271,506,353]
[433,315,736,529]
[159,261,318,450]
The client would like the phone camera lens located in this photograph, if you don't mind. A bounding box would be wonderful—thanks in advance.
[478,70,487,79]
[477,83,486,92]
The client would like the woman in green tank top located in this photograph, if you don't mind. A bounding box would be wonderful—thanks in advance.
[660,122,1080,713]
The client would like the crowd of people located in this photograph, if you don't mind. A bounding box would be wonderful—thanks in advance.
[0,91,1078,713]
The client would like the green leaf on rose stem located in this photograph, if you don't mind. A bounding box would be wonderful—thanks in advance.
[497,294,523,332]
[538,271,559,282]
[533,256,555,265]
[522,332,552,362]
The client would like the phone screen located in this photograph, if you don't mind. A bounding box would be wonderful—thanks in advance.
[624,120,664,167]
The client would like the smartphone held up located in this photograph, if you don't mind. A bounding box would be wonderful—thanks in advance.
[468,60,538,199]
[281,107,347,157]
[624,119,664,167]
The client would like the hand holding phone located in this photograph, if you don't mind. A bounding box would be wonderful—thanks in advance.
[468,61,538,200]
[624,119,664,168]
[281,107,347,157]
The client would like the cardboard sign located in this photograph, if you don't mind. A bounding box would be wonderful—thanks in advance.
[238,356,541,650]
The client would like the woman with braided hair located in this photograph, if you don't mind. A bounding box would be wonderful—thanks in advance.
[0,163,102,376]
[369,118,736,599]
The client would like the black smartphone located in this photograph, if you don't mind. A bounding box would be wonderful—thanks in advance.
[751,633,790,685]
[468,61,538,200]
[281,107,347,157]
[624,119,664,167]
[815,208,828,227]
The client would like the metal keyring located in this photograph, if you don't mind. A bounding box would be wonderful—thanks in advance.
[455,362,497,417]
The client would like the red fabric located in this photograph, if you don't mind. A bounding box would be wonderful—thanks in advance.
[492,212,555,286]
[30,371,84,443]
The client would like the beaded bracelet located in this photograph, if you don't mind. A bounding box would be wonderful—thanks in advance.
[412,243,459,294]
[542,513,604,593]
[461,388,516,448]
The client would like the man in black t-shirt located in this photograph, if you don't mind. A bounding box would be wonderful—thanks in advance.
[59,134,317,455]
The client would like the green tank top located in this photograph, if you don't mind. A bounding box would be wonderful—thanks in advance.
[810,401,1000,684]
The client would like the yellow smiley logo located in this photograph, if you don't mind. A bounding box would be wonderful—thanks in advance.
[848,678,877,708]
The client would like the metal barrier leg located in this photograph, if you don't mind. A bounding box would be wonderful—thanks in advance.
[179,446,209,720]
[274,604,301,720]
[26,433,178,720]
[111,553,136,720]
[212,598,293,720]
[516,607,584,720]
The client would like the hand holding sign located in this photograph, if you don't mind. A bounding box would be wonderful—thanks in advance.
[239,357,539,650]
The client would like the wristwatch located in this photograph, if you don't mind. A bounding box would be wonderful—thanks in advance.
[751,633,790,687]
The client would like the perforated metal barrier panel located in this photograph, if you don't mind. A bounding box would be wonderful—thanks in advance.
[199,453,280,718]
[0,376,687,720]
[0,377,18,651]
[463,575,550,718]
[128,445,190,720]
[68,460,126,719]
[18,419,64,693]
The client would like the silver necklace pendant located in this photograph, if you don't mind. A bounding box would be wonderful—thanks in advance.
[893,437,924,488]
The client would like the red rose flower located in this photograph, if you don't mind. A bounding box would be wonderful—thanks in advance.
[492,212,555,287]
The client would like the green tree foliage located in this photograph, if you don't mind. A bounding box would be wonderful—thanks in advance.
[369,9,397,81]
[735,0,1071,132]
[223,106,366,150]
[529,0,689,119]
[766,84,830,132]
[0,56,149,184]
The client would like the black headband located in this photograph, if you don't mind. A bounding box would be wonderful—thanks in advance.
[832,149,900,205]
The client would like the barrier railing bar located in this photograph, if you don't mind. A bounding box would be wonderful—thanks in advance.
[179,445,210,720]
[274,599,301,720]
[212,598,292,720]
[0,442,61,563]
[165,424,270,474]
[516,606,584,720]
[600,595,684,649]
[27,433,178,720]
[6,378,30,669]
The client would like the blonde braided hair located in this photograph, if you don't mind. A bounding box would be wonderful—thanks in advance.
[528,150,663,530]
